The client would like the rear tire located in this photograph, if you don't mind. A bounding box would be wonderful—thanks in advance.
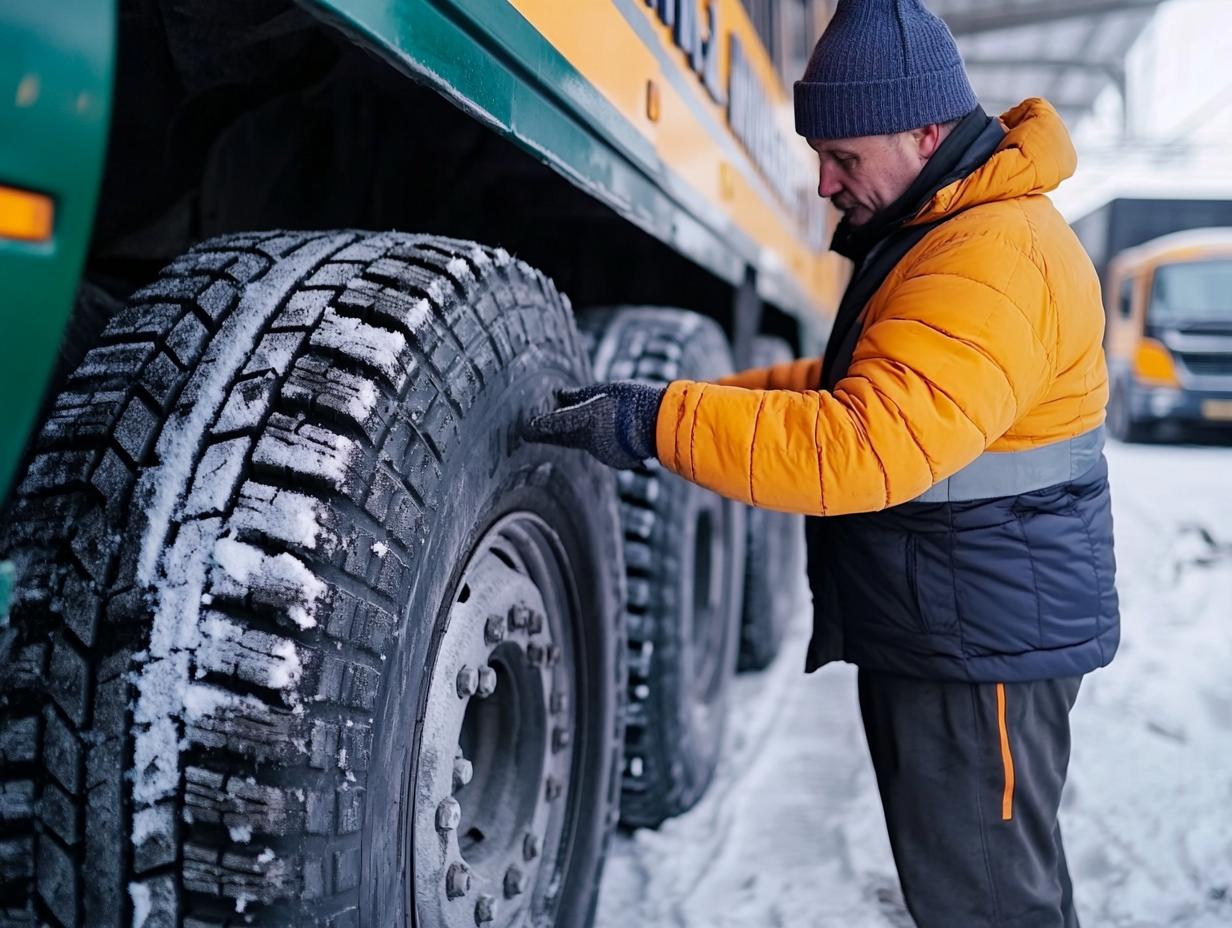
[0,232,625,927]
[737,336,808,672]
[581,307,745,829]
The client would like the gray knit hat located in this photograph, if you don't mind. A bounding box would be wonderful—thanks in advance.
[794,0,978,140]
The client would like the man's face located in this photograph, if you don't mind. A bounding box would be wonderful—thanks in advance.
[808,127,942,226]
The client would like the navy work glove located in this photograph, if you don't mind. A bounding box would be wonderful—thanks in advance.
[524,381,666,470]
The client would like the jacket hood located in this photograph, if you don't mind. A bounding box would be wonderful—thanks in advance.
[910,98,1077,224]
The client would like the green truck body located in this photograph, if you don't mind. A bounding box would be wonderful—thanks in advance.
[0,1,115,502]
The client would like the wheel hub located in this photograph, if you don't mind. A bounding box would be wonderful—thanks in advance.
[413,517,575,927]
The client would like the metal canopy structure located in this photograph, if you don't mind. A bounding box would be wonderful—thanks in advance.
[928,0,1168,132]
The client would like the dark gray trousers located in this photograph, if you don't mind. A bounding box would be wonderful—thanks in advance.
[858,671,1083,928]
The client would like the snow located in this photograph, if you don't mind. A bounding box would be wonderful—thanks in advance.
[128,236,350,828]
[210,537,325,630]
[446,256,474,281]
[231,483,327,550]
[129,881,152,928]
[251,424,356,492]
[137,234,350,583]
[310,308,407,385]
[131,807,168,847]
[371,541,388,558]
[597,439,1232,927]
[228,823,253,844]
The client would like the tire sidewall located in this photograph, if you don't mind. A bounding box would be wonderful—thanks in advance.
[362,355,622,927]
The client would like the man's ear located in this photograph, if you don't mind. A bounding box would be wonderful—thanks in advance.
[915,123,944,161]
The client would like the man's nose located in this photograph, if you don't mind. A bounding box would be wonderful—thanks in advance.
[817,163,843,199]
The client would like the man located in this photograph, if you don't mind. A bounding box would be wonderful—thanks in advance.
[527,0,1118,924]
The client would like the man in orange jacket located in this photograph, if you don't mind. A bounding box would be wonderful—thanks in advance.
[529,1,1116,924]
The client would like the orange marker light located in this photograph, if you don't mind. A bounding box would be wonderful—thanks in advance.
[646,79,661,123]
[1133,338,1181,387]
[0,185,54,242]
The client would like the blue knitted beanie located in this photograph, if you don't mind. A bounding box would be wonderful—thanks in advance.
[794,0,978,139]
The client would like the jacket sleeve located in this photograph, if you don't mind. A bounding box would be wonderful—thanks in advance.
[655,232,1057,515]
[716,357,823,391]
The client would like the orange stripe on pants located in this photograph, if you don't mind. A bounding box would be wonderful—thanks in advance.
[996,682,1015,821]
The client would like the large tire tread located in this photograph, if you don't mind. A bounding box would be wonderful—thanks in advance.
[0,232,616,927]
[582,307,744,829]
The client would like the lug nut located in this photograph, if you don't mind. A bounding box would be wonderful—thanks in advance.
[446,862,471,898]
[527,643,545,666]
[523,834,541,861]
[552,727,570,752]
[453,757,474,790]
[436,797,461,832]
[456,666,478,698]
[550,691,568,714]
[504,865,527,898]
[527,611,545,634]
[545,777,563,801]
[485,614,506,645]
[545,643,561,667]
[476,665,497,698]
[508,604,530,630]
[475,893,497,924]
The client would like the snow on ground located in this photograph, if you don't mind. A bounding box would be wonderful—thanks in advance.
[596,437,1232,927]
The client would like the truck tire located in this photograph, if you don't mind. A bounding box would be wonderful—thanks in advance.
[737,336,808,672]
[0,232,625,928]
[1107,380,1155,443]
[580,307,745,829]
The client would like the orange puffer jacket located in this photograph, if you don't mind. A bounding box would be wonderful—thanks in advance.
[654,99,1108,516]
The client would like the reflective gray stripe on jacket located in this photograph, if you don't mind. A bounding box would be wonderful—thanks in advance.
[911,427,1106,504]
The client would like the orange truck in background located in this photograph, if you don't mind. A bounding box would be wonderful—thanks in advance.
[1104,228,1232,440]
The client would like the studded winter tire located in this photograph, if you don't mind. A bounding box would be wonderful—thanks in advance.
[0,232,625,927]
[580,307,746,829]
[736,336,807,672]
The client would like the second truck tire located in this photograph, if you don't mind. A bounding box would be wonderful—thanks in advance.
[0,231,625,927]
[737,335,808,671]
[581,307,746,829]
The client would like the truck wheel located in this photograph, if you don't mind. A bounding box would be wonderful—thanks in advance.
[580,307,745,829]
[0,232,625,927]
[737,336,808,672]
[1107,380,1154,442]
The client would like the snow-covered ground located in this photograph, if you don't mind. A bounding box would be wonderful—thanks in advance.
[596,438,1232,927]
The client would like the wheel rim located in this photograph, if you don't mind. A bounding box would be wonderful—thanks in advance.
[413,513,578,927]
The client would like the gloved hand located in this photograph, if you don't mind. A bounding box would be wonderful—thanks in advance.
[524,381,666,470]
